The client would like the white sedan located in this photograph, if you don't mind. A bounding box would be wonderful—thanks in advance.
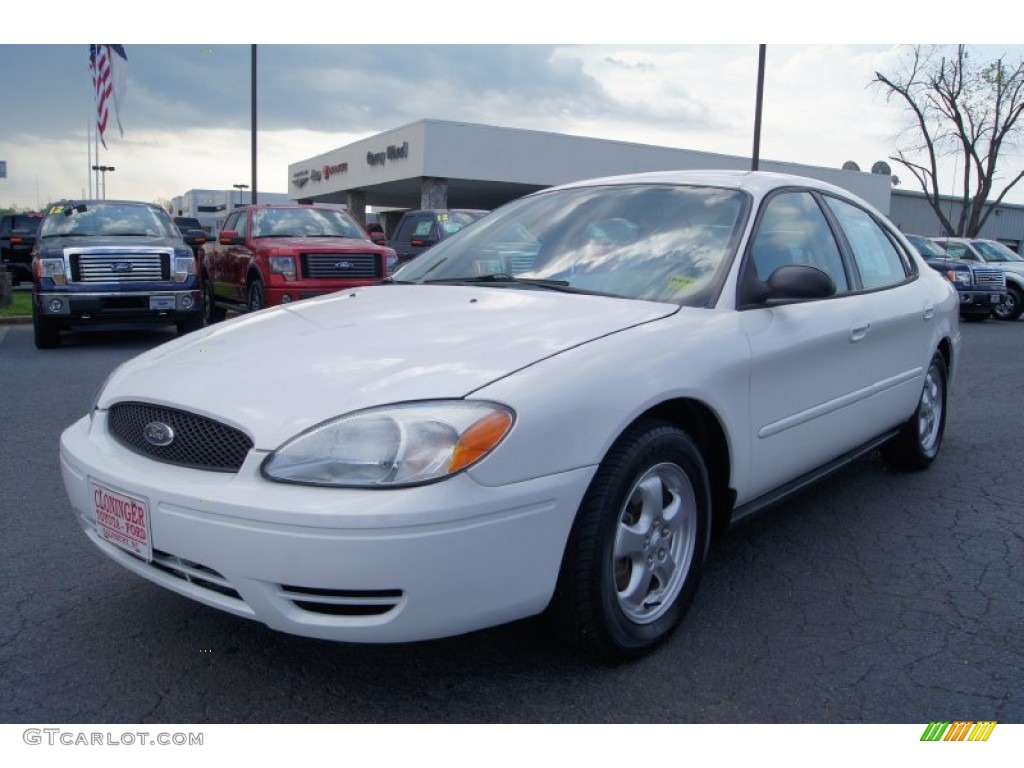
[60,170,960,659]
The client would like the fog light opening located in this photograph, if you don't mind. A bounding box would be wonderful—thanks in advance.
[48,299,63,312]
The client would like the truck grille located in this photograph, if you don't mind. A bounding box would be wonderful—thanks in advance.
[108,402,253,473]
[973,267,1006,288]
[70,251,170,283]
[301,252,382,280]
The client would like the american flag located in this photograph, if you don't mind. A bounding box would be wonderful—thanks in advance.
[90,45,128,148]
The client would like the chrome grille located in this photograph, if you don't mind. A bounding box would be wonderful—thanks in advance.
[108,402,253,472]
[71,252,169,283]
[301,252,382,279]
[973,267,1006,288]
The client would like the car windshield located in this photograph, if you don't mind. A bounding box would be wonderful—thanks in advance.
[394,184,748,305]
[39,202,178,238]
[973,240,1024,262]
[906,235,948,258]
[252,207,367,239]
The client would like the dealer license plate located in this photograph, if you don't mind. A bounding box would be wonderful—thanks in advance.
[149,295,176,310]
[91,481,153,561]
[992,294,1003,304]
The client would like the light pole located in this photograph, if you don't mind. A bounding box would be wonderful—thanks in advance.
[91,165,115,199]
[233,183,249,208]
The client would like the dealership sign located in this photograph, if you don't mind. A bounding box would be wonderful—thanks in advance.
[367,142,409,167]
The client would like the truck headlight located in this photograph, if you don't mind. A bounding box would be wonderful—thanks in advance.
[36,258,67,285]
[269,256,296,281]
[174,256,196,283]
[262,401,515,487]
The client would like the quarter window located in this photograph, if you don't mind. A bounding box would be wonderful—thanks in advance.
[824,197,909,290]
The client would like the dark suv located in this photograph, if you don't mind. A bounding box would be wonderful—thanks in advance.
[389,209,487,264]
[1,212,44,285]
[31,200,203,348]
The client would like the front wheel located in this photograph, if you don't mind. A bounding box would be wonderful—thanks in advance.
[201,276,226,325]
[992,285,1023,321]
[31,301,60,349]
[247,278,266,313]
[881,351,947,470]
[550,419,712,660]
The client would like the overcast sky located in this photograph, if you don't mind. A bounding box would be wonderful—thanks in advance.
[3,10,1023,210]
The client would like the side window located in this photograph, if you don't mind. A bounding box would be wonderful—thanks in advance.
[411,217,436,238]
[750,191,849,293]
[824,197,909,290]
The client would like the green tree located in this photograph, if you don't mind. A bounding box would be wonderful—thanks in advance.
[874,45,1024,237]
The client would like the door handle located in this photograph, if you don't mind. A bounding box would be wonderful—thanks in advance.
[850,322,871,342]
[923,303,935,321]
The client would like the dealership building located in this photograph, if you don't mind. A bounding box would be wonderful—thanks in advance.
[178,118,1024,252]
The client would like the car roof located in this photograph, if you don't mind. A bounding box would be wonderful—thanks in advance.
[547,169,860,198]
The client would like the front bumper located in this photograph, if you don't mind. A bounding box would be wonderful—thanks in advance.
[37,290,201,321]
[956,288,1006,311]
[60,412,592,643]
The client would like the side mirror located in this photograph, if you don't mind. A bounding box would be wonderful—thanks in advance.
[184,229,207,247]
[218,230,244,246]
[740,264,836,307]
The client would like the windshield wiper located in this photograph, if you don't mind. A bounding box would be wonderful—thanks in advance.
[425,273,600,294]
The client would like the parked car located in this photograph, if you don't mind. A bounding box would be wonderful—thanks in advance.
[931,237,1024,321]
[904,234,1006,321]
[31,200,202,348]
[0,211,43,285]
[60,170,959,659]
[389,208,487,264]
[199,204,397,323]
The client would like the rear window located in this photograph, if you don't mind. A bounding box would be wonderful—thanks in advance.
[11,215,42,231]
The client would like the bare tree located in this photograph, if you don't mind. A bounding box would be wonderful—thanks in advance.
[874,45,1024,237]
[152,197,174,215]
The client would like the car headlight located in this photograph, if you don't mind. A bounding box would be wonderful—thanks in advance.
[174,255,196,282]
[262,401,515,487]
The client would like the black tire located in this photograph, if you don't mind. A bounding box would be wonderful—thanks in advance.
[202,276,226,325]
[881,351,947,471]
[247,277,265,313]
[992,284,1023,321]
[175,312,203,336]
[549,419,712,660]
[31,301,60,349]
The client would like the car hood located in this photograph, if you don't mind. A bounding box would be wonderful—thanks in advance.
[98,285,678,448]
[37,235,188,252]
[251,235,385,252]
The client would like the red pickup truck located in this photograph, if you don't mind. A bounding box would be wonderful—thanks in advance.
[200,204,397,323]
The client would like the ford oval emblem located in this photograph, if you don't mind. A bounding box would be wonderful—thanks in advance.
[111,262,134,273]
[335,260,353,269]
[143,421,175,447]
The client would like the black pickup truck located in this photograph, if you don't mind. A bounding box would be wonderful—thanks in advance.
[0,211,43,285]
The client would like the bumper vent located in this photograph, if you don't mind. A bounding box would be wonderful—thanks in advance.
[150,549,243,601]
[279,585,403,616]
[108,402,253,472]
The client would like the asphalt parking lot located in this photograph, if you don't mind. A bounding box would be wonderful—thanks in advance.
[0,319,1021,724]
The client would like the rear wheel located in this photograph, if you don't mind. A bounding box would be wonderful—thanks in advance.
[992,285,1023,321]
[31,301,60,349]
[550,419,712,660]
[881,351,946,470]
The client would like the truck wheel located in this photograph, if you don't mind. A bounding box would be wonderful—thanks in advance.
[247,278,265,313]
[31,302,60,349]
[202,277,226,324]
[992,285,1022,321]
